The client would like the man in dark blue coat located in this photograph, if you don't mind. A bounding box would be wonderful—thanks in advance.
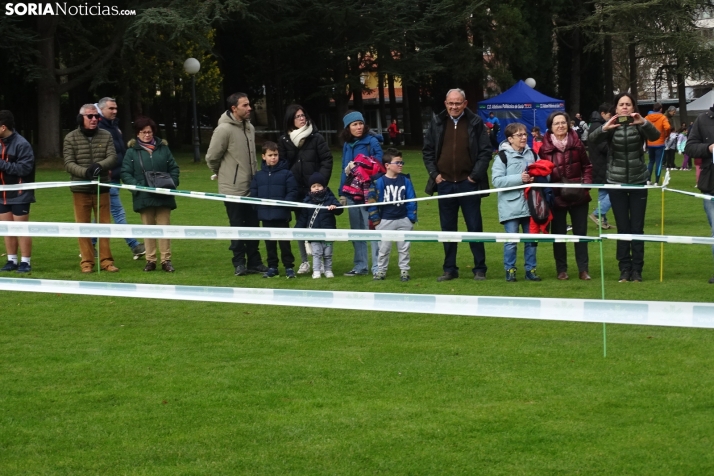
[95,97,145,259]
[0,110,35,273]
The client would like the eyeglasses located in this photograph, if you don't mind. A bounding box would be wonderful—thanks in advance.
[446,102,464,108]
[83,114,101,120]
[511,133,528,138]
[295,114,306,119]
[390,161,404,166]
[138,130,154,135]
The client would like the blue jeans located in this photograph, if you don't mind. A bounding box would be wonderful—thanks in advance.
[345,196,378,273]
[503,217,536,271]
[437,179,487,275]
[592,189,612,220]
[704,199,714,264]
[92,186,139,249]
[647,147,665,183]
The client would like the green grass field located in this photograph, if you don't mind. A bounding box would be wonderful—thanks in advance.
[1,149,713,474]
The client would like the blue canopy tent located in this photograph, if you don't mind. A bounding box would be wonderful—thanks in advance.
[477,81,565,148]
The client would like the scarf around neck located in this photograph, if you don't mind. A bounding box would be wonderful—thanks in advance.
[137,137,156,154]
[550,132,568,152]
[289,123,313,147]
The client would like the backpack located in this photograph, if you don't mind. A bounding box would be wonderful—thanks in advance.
[527,186,551,224]
[498,149,538,166]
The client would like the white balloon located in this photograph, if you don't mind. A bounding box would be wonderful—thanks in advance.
[525,78,536,88]
[184,58,201,75]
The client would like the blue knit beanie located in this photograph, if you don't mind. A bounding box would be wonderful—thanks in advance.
[343,111,364,128]
[308,172,326,188]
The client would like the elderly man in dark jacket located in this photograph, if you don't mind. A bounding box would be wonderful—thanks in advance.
[64,104,118,273]
[95,97,145,259]
[684,108,714,283]
[588,104,614,229]
[0,110,35,274]
[423,88,493,282]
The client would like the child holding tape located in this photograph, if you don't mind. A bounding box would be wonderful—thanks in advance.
[295,173,343,279]
[367,148,417,282]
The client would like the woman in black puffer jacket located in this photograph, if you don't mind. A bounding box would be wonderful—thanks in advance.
[589,92,660,283]
[278,105,333,274]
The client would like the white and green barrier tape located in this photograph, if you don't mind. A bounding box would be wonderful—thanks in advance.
[0,222,599,243]
[1,277,712,329]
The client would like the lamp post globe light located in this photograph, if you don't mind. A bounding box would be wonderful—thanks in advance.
[184,58,201,162]
[525,77,536,88]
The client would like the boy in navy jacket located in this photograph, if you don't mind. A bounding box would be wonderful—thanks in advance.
[250,141,299,278]
[295,173,343,279]
[367,148,417,281]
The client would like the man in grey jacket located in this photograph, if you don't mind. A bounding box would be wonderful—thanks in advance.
[206,93,266,276]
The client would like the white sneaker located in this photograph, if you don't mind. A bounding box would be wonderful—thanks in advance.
[324,270,334,278]
[297,261,311,274]
[312,270,321,279]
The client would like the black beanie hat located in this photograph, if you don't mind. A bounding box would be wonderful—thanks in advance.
[308,172,326,188]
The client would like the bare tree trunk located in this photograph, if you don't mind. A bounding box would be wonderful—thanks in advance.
[120,82,133,139]
[388,74,398,121]
[677,70,687,127]
[406,85,423,147]
[402,80,411,146]
[628,40,638,101]
[603,35,614,101]
[377,71,387,143]
[36,17,61,160]
[569,28,582,117]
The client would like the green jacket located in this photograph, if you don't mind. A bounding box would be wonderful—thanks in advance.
[589,121,660,184]
[205,110,257,196]
[121,138,180,212]
[63,128,117,193]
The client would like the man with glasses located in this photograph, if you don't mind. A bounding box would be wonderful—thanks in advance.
[63,104,118,273]
[94,97,145,260]
[423,88,493,282]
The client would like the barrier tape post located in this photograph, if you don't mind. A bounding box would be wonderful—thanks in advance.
[96,179,101,275]
[660,186,665,282]
[597,198,606,358]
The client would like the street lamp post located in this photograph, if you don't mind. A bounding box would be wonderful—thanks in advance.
[184,58,201,163]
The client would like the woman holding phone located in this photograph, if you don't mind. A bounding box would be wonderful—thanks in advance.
[588,92,659,282]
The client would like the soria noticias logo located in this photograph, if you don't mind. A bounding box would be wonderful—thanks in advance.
[4,3,136,16]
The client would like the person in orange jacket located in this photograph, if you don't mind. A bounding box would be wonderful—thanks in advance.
[644,102,671,185]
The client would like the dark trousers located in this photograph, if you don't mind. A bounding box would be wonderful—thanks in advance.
[665,149,677,169]
[224,202,263,268]
[551,202,589,273]
[262,219,295,269]
[608,188,648,272]
[437,179,487,275]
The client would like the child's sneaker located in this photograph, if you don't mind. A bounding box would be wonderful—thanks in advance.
[525,269,542,281]
[324,270,334,278]
[262,267,279,278]
[132,243,146,260]
[506,268,517,282]
[400,270,410,282]
[297,261,311,274]
[312,270,321,279]
[373,271,386,281]
[285,268,296,279]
